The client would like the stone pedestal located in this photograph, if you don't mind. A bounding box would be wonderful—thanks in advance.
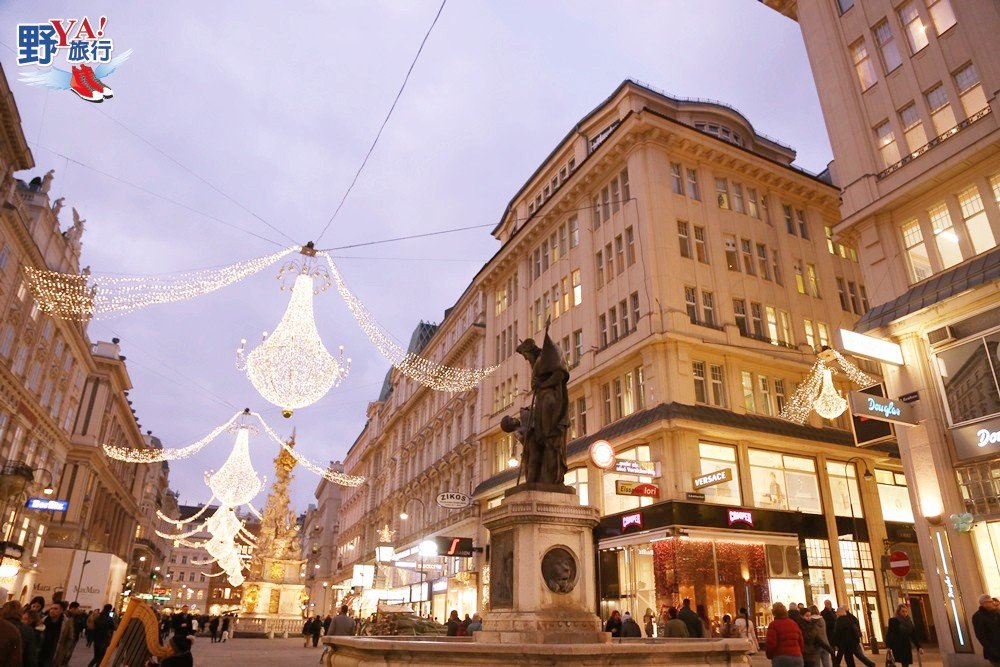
[475,486,606,645]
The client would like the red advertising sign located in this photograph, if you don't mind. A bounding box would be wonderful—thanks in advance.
[889,551,911,577]
[615,480,660,498]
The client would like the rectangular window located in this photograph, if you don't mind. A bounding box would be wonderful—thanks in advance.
[899,102,927,153]
[775,379,787,413]
[807,263,820,298]
[828,461,865,518]
[550,232,560,263]
[926,0,957,34]
[873,20,902,72]
[615,236,625,274]
[698,443,741,505]
[779,310,794,346]
[937,333,1000,424]
[954,62,987,118]
[732,183,745,214]
[693,361,707,403]
[747,188,760,218]
[694,226,708,263]
[734,299,748,336]
[899,2,929,53]
[678,221,691,258]
[595,250,604,286]
[621,168,630,201]
[572,330,583,366]
[576,397,587,437]
[783,204,795,235]
[756,244,770,280]
[759,376,773,416]
[875,121,901,168]
[686,168,700,200]
[751,450,822,514]
[605,242,614,281]
[836,277,850,310]
[541,240,550,272]
[761,194,771,225]
[772,249,783,285]
[796,209,810,239]
[901,219,933,282]
[602,383,613,424]
[851,39,878,90]
[631,292,640,330]
[740,239,755,275]
[684,286,698,323]
[926,84,956,136]
[592,196,601,228]
[795,263,807,295]
[818,322,830,349]
[710,364,727,407]
[569,216,580,248]
[671,163,683,194]
[958,185,996,254]
[619,299,630,334]
[751,302,765,338]
[804,319,817,350]
[611,177,621,214]
[724,235,739,271]
[625,227,636,266]
[929,201,963,268]
[572,270,582,305]
[715,177,730,209]
[599,314,608,348]
[601,187,611,221]
[766,306,779,344]
[741,370,756,413]
[702,291,715,327]
[609,305,619,341]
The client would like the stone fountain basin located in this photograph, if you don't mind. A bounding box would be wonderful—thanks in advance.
[322,636,751,666]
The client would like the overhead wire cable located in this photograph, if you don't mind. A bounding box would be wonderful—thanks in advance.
[314,0,448,244]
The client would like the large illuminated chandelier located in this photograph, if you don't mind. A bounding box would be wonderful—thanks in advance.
[238,259,350,417]
[26,243,498,393]
[157,500,259,587]
[103,408,365,488]
[206,423,265,507]
[779,348,877,424]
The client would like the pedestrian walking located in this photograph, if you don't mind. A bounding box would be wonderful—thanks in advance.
[328,605,355,636]
[885,603,921,667]
[793,607,832,667]
[220,615,231,642]
[734,607,757,654]
[765,602,804,667]
[678,599,703,638]
[322,615,332,635]
[302,616,314,647]
[39,601,75,667]
[643,607,655,638]
[972,594,1000,667]
[310,615,323,647]
[820,601,837,648]
[621,611,642,637]
[807,606,832,667]
[86,605,115,667]
[171,605,194,640]
[208,616,219,643]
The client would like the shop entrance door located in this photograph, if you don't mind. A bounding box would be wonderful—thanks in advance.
[908,595,936,645]
[849,592,883,645]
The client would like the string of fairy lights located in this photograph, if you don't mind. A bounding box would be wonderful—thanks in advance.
[778,349,877,424]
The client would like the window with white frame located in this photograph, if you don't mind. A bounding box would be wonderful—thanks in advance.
[671,163,683,195]
[899,102,927,153]
[926,84,956,137]
[901,219,933,282]
[716,177,730,209]
[603,445,654,515]
[851,39,877,91]
[929,201,963,269]
[954,62,987,119]
[875,469,914,522]
[957,185,996,255]
[875,121,900,168]
[873,20,902,73]
[686,168,700,200]
[827,461,865,518]
[694,226,708,263]
[899,1,928,53]
[724,235,739,271]
[678,221,691,258]
[565,467,590,507]
[741,371,756,413]
[926,0,956,34]
[750,450,822,514]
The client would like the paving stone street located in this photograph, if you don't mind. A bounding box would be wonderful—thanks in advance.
[67,636,322,667]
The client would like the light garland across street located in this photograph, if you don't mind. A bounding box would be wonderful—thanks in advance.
[24,247,296,320]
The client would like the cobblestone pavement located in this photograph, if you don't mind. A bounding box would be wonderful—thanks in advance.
[68,636,323,667]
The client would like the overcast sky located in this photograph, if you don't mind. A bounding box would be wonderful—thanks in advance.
[0,1,829,512]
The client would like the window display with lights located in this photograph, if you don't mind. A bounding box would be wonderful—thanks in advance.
[748,450,821,514]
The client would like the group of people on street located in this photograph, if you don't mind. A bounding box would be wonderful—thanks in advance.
[603,599,756,647]
[445,610,482,636]
[0,596,116,667]
[158,607,235,645]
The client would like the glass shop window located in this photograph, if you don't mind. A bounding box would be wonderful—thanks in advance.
[602,445,654,515]
[935,332,1000,425]
[827,461,865,518]
[697,442,742,505]
[875,469,915,523]
[749,450,822,514]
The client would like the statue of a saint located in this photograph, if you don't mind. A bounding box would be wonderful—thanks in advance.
[40,169,55,194]
[501,331,570,486]
[51,197,65,218]
[65,208,86,251]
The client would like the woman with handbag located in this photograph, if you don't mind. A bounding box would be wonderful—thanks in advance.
[885,604,922,667]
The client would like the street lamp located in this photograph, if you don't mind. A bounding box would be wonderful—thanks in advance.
[843,457,878,655]
[321,581,329,616]
[399,497,432,615]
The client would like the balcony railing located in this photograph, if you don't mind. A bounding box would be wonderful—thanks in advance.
[877,106,992,180]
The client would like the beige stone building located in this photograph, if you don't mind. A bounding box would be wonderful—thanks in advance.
[760,0,1000,661]
[301,461,347,617]
[0,62,167,609]
[337,80,922,643]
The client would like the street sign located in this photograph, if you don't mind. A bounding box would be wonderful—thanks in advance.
[434,536,474,558]
[436,492,472,509]
[693,468,733,490]
[685,492,706,501]
[26,498,68,511]
[889,551,910,577]
[615,480,660,498]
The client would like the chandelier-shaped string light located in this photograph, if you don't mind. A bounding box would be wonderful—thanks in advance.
[238,261,350,417]
[157,500,258,587]
[206,425,265,507]
[779,348,877,424]
[105,408,366,488]
[320,251,499,392]
[24,247,296,320]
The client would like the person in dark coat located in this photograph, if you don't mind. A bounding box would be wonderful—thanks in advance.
[310,615,323,647]
[87,605,115,667]
[604,610,622,637]
[793,608,832,667]
[833,605,875,667]
[4,601,38,667]
[39,602,73,667]
[820,601,837,648]
[621,612,642,637]
[208,616,219,643]
[446,610,461,637]
[885,604,921,667]
[0,611,22,667]
[146,634,194,667]
[322,615,332,635]
[972,594,1000,667]
[678,599,703,638]
[171,606,194,639]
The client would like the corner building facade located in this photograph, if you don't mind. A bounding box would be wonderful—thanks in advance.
[759,0,1000,661]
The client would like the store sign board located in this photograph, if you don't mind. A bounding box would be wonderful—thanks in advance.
[951,418,1000,462]
[352,564,375,588]
[434,536,474,558]
[436,492,472,509]
[848,391,917,426]
[685,492,706,501]
[693,468,733,490]
[613,459,660,477]
[727,509,753,528]
[621,512,643,531]
[26,498,68,511]
[615,481,660,498]
[840,329,904,366]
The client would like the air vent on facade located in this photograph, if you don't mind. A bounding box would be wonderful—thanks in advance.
[927,325,956,348]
